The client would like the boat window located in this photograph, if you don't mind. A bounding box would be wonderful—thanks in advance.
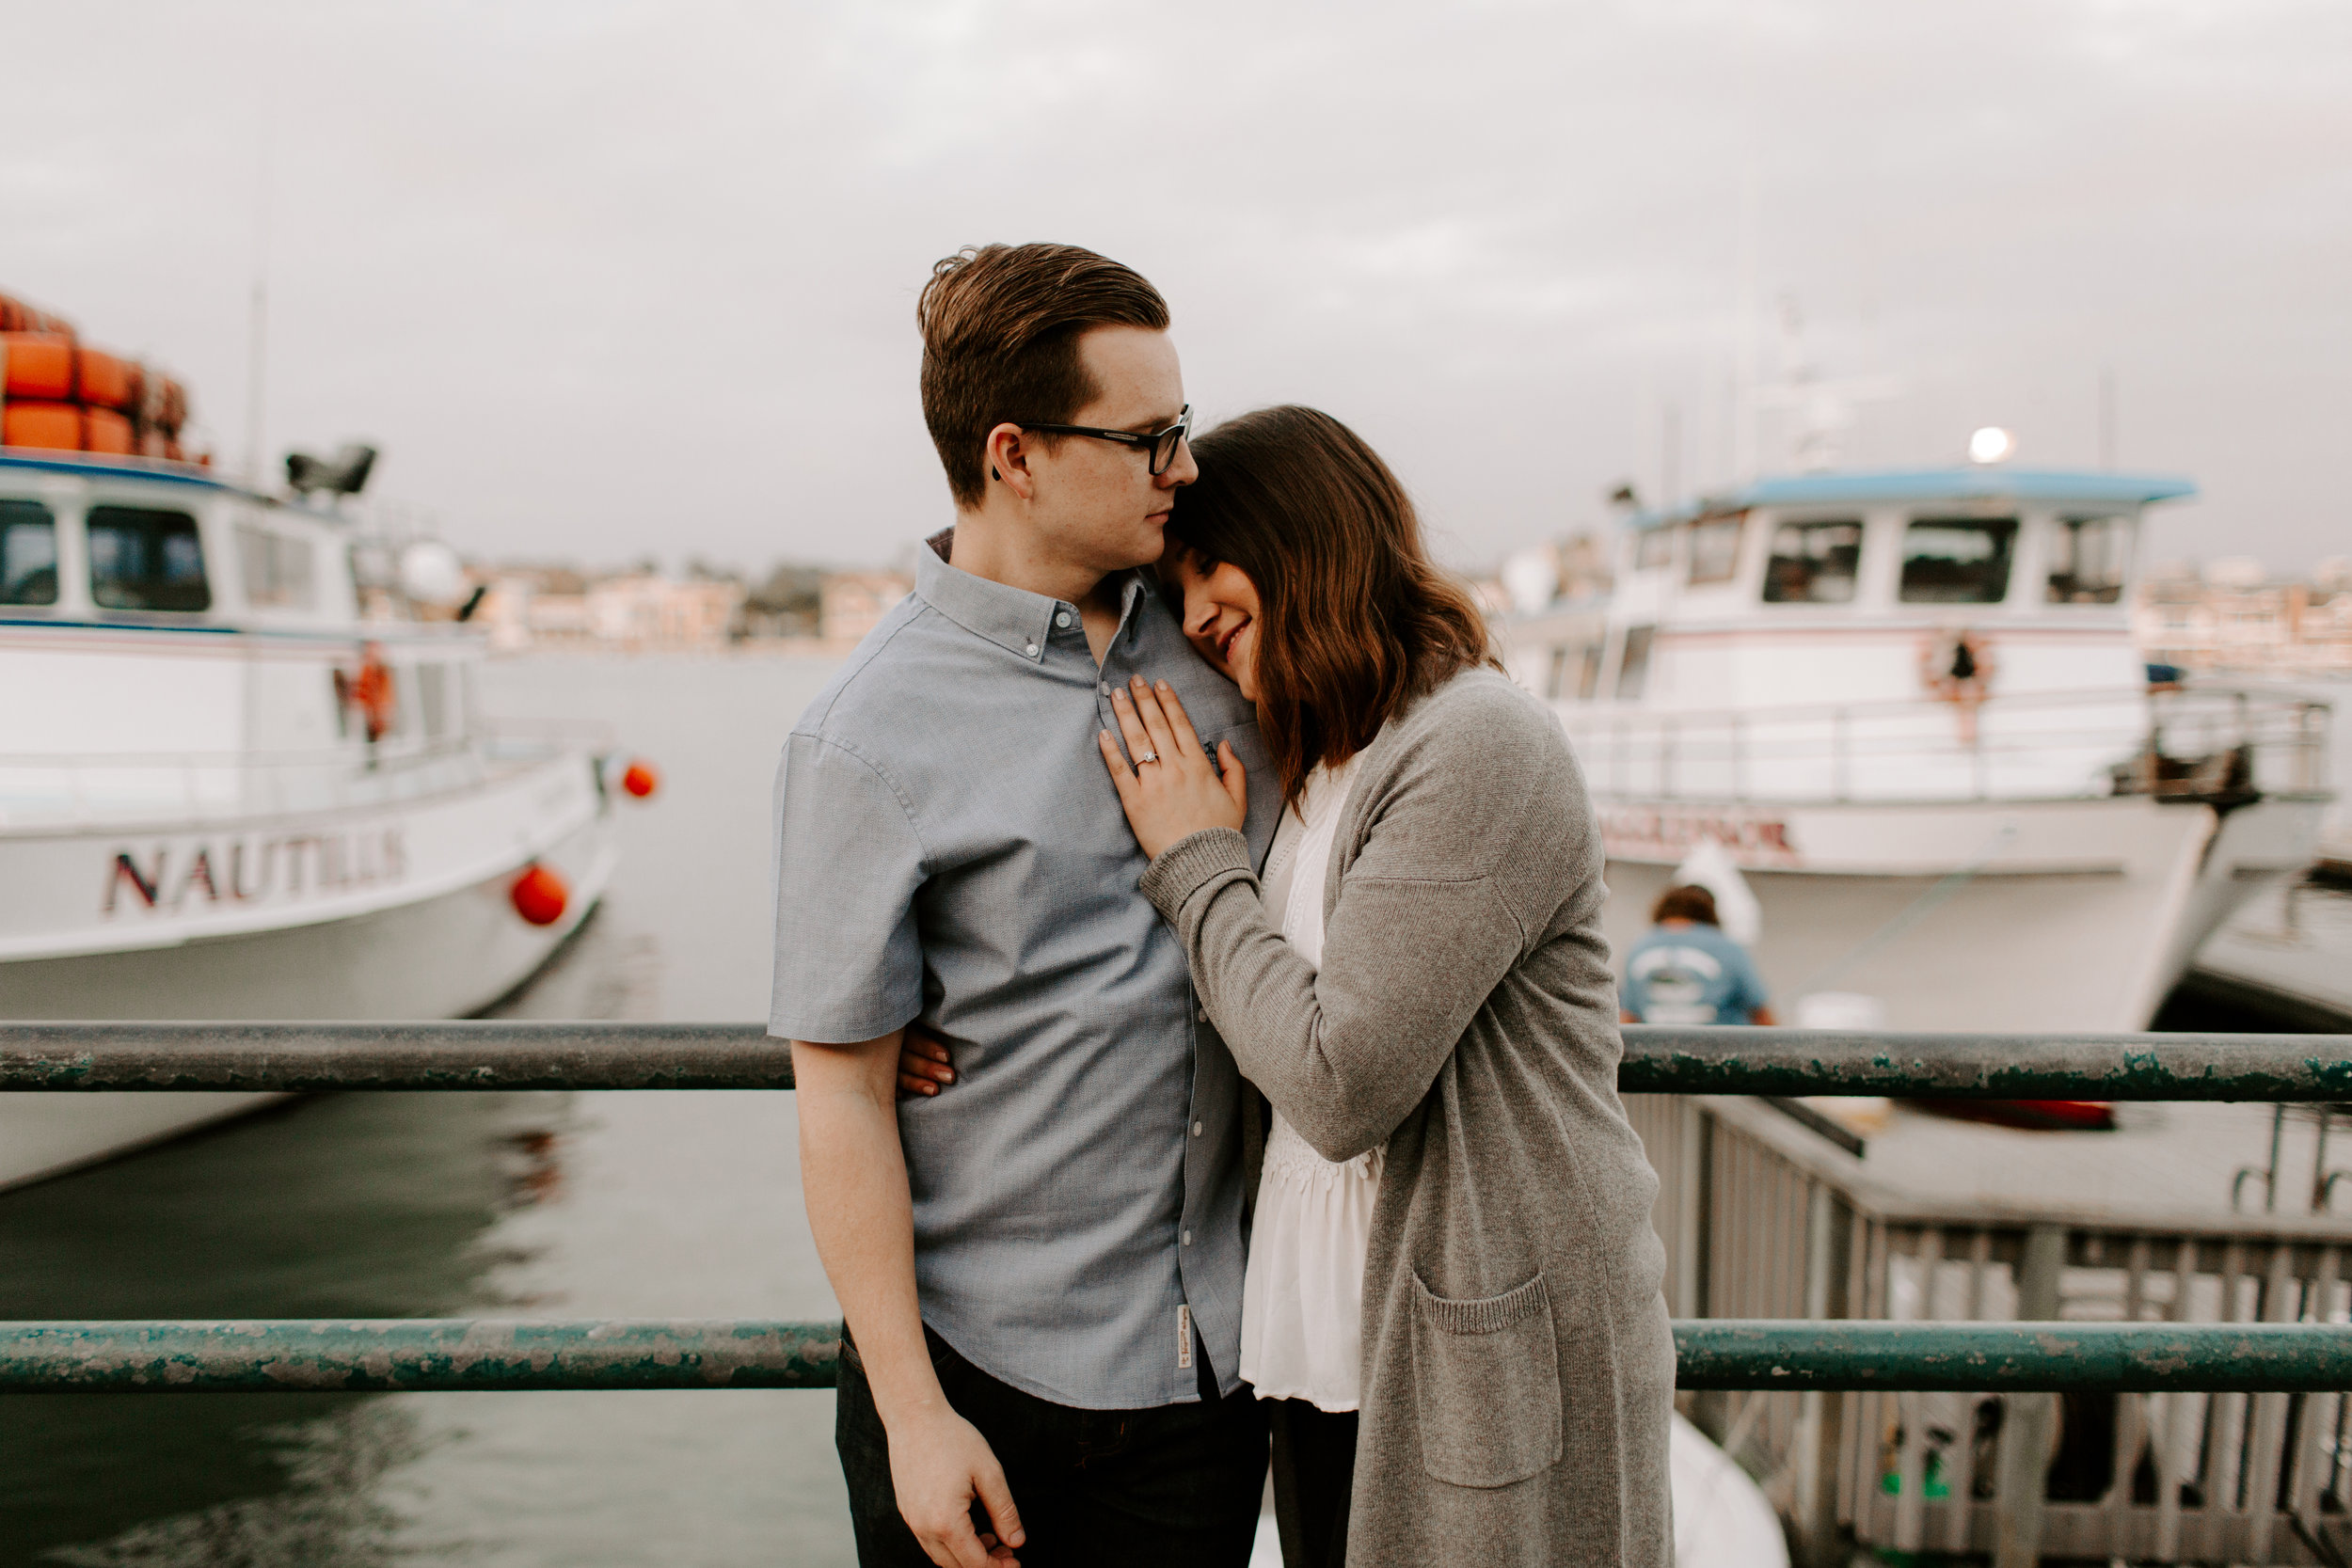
[2045,515,2131,604]
[1634,527,1675,571]
[418,662,450,737]
[236,521,317,610]
[1686,516,1743,585]
[1899,516,2016,605]
[0,499,59,606]
[1542,641,1606,701]
[1761,520,1862,604]
[87,506,211,612]
[1615,625,1656,700]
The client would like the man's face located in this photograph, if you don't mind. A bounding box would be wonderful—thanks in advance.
[1019,325,1198,578]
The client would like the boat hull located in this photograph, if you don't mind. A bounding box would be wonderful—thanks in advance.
[0,764,617,1192]
[1596,793,2324,1032]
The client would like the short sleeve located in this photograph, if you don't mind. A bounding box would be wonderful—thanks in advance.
[1726,943,1771,1015]
[769,732,927,1042]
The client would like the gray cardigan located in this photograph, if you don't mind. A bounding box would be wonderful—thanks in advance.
[1140,668,1675,1568]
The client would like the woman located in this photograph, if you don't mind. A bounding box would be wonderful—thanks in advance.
[910,406,1673,1567]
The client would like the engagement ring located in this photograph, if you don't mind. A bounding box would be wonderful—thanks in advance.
[1136,752,1160,765]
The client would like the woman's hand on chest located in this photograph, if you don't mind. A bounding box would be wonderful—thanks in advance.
[1097,675,1248,862]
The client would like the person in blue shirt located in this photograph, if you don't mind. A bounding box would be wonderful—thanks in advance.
[1618,884,1777,1026]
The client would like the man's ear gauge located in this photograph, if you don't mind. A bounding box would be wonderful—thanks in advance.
[991,467,1000,482]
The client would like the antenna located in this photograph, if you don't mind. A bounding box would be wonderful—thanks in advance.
[243,117,273,487]
[1732,157,1760,483]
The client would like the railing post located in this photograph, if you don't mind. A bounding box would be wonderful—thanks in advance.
[1833,706,1850,802]
[1790,1180,1853,1568]
[1994,1224,2065,1568]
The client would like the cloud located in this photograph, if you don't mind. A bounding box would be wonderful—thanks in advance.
[1,0,2344,571]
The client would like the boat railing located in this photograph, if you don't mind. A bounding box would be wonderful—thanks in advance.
[0,738,486,829]
[2,1022,2350,1568]
[1555,682,2331,806]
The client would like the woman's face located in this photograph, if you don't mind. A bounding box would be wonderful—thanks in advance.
[1164,544,1264,704]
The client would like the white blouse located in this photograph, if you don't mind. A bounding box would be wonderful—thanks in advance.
[1237,749,1381,1412]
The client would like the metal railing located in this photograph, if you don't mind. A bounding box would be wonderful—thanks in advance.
[8,1022,2352,1568]
[1553,683,2331,806]
[6,1020,2346,1098]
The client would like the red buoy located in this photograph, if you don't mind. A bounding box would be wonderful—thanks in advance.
[621,760,659,800]
[510,863,569,927]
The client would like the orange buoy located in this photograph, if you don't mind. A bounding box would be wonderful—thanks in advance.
[510,863,569,927]
[1,333,75,400]
[83,406,134,454]
[620,760,660,800]
[75,347,135,410]
[2,402,83,451]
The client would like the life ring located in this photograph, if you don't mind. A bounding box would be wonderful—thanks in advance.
[336,646,398,742]
[1919,628,1994,707]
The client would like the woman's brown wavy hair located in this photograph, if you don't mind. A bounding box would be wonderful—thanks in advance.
[1169,404,1499,809]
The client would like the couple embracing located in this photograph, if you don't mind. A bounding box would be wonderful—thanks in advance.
[772,243,1673,1568]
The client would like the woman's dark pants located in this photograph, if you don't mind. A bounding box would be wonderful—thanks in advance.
[835,1327,1268,1567]
[1267,1398,1357,1568]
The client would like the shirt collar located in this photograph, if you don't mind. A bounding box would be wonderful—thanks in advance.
[914,529,1161,661]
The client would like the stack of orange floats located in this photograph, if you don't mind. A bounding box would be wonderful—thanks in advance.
[0,292,196,462]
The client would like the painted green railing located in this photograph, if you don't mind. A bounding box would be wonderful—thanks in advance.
[2,1318,2347,1395]
[4,1022,2349,1398]
[2,1020,2347,1100]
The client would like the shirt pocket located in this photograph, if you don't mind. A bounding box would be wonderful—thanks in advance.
[1409,1269,1565,1488]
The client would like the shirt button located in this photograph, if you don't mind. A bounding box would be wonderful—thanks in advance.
[1056,611,1072,628]
[1182,1229,1193,1246]
[1192,1121,1203,1137]
[1196,1006,1208,1022]
[1025,643,1039,657]
[1099,681,1111,696]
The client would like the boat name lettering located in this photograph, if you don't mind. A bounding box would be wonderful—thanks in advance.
[103,829,409,917]
[1599,808,1801,866]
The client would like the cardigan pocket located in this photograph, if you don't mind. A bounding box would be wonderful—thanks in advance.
[1408,1270,1564,1488]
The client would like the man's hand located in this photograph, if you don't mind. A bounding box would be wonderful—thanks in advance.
[791,1034,1022,1565]
[890,1402,1025,1567]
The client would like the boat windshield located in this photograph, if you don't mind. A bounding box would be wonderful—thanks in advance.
[88,505,211,613]
[1762,519,1862,604]
[0,499,58,606]
[1899,516,2016,604]
[2046,515,2131,604]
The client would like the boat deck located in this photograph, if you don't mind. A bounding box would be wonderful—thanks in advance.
[1803,1098,2349,1232]
[2188,876,2352,1030]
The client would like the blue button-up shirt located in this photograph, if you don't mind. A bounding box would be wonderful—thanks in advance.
[770,540,1278,1409]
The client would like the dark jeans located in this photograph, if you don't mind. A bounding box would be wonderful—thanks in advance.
[835,1326,1267,1568]
[1267,1400,1357,1568]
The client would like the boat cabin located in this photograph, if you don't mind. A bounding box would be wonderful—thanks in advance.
[1537,468,2194,715]
[0,451,482,825]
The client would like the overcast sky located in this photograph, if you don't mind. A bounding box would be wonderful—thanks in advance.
[5,0,2345,576]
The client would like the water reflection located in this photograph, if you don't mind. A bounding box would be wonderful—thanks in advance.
[0,1088,573,1561]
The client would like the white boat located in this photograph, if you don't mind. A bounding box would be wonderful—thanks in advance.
[1506,467,2332,1032]
[0,449,624,1189]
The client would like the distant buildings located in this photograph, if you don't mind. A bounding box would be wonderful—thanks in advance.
[471,562,910,655]
[2136,559,2352,677]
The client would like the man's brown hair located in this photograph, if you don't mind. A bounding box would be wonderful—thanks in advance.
[916,244,1170,507]
[1651,884,1721,926]
[1168,405,1499,809]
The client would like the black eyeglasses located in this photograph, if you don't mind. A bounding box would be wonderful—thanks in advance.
[1014,405,1193,476]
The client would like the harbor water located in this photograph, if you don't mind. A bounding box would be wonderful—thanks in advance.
[2,654,2344,1565]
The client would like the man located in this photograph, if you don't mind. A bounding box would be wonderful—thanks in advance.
[1618,883,1776,1026]
[772,244,1279,1568]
